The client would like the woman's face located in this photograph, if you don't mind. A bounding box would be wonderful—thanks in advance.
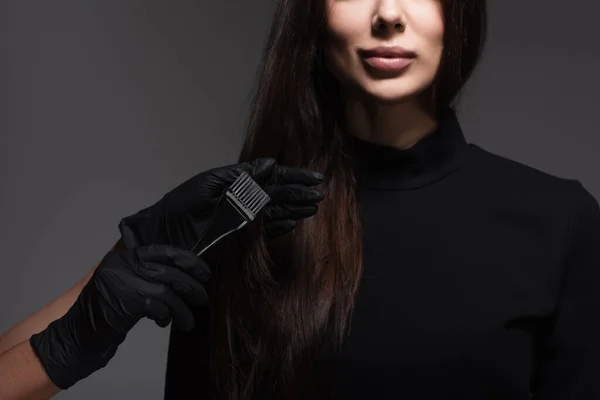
[325,0,444,104]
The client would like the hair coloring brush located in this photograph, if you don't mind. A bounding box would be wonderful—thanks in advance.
[191,171,271,256]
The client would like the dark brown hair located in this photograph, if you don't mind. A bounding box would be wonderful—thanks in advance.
[209,0,487,398]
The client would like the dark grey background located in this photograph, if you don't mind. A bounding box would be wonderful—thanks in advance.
[0,1,598,399]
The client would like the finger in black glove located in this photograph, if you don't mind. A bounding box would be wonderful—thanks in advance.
[262,166,326,238]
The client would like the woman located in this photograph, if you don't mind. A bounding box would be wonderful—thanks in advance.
[1,0,598,399]
[162,0,599,398]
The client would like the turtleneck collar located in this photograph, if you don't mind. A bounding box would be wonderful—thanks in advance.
[348,106,470,190]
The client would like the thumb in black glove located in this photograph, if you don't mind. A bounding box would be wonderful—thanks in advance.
[29,244,210,390]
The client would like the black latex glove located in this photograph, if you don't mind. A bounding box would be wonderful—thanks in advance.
[29,244,210,390]
[118,157,324,251]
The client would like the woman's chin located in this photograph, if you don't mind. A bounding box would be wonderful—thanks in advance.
[361,86,417,105]
[346,75,417,102]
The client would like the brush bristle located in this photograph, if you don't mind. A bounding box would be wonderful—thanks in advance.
[229,171,271,216]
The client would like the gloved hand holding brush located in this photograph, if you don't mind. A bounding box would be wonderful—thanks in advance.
[118,157,325,251]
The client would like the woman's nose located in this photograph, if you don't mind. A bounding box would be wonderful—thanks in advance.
[372,0,406,34]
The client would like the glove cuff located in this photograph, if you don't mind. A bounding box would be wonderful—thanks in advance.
[29,326,74,390]
[29,311,126,390]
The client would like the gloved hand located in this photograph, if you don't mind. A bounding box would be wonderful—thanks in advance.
[29,244,210,390]
[118,157,324,251]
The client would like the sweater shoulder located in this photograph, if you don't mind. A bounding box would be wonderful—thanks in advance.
[464,143,598,214]
[468,144,573,186]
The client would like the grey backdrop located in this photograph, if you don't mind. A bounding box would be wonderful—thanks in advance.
[1,1,599,399]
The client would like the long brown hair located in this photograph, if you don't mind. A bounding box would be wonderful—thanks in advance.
[209,0,488,398]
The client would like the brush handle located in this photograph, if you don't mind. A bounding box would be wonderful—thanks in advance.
[191,191,249,256]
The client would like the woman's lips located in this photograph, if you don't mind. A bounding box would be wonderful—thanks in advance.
[362,56,414,72]
[358,46,417,73]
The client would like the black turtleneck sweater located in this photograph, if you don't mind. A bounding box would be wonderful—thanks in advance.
[164,107,600,399]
